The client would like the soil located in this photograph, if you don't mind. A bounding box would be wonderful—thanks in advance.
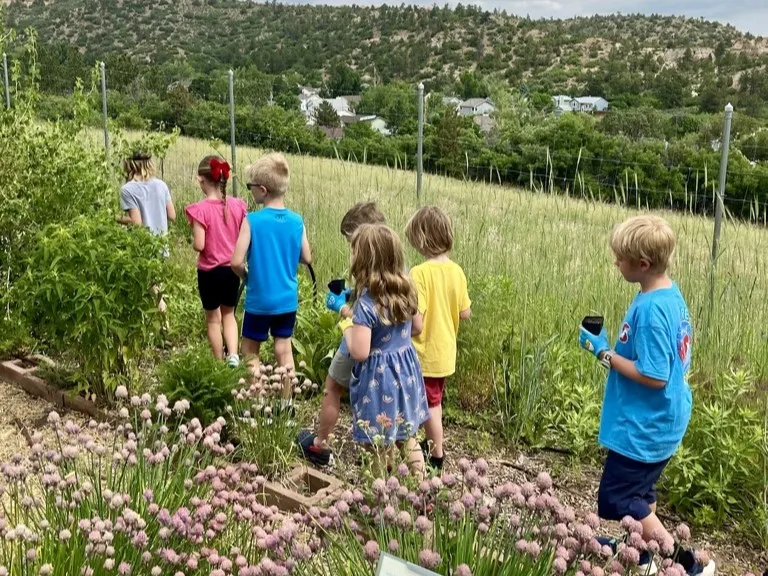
[1,378,765,575]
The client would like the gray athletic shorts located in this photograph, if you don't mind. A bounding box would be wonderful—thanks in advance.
[328,348,355,388]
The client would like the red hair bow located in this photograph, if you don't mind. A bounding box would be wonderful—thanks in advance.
[210,158,231,182]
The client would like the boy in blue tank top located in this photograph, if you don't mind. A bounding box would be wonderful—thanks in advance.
[232,153,311,401]
[579,215,714,576]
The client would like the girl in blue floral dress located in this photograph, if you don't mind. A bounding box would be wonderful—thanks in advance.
[340,223,429,476]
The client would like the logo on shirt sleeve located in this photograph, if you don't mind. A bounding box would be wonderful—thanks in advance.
[677,320,692,372]
[618,322,631,344]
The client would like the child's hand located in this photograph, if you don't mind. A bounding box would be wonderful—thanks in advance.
[325,289,351,313]
[579,326,610,358]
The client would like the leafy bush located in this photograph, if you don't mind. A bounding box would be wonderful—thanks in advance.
[662,369,767,545]
[293,297,340,386]
[159,343,248,427]
[19,216,168,400]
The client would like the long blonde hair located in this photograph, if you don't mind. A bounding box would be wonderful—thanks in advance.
[350,224,417,325]
[123,152,156,182]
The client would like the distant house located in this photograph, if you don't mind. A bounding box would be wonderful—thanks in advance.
[552,95,609,115]
[341,114,391,136]
[300,94,359,126]
[339,95,361,111]
[460,98,495,117]
[574,96,609,114]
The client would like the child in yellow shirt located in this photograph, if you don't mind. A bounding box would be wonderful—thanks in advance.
[405,206,471,470]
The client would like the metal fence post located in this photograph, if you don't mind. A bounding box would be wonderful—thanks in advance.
[3,53,10,109]
[100,62,109,158]
[709,102,733,313]
[228,69,238,198]
[711,103,733,265]
[416,82,424,199]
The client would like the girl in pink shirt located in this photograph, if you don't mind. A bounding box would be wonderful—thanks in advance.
[185,155,247,365]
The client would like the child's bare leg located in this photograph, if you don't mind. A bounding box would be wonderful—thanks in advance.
[241,338,261,377]
[403,437,425,480]
[424,405,444,458]
[220,305,239,357]
[640,503,670,543]
[315,377,343,448]
[274,337,295,399]
[205,308,224,360]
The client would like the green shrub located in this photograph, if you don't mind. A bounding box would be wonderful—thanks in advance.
[159,343,248,427]
[20,216,168,400]
[662,369,767,544]
[293,289,340,386]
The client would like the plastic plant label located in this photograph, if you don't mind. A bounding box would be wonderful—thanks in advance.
[375,553,440,576]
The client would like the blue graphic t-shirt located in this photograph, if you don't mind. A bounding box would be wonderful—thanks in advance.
[599,283,693,463]
[244,207,304,315]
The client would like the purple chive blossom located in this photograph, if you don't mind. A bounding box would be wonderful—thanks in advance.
[388,539,400,553]
[574,524,594,542]
[397,463,409,477]
[601,545,614,558]
[474,459,489,475]
[118,563,131,575]
[619,546,641,566]
[592,567,605,576]
[455,565,472,576]
[151,568,162,576]
[396,511,412,529]
[553,558,568,574]
[40,565,53,576]
[675,524,691,541]
[526,542,542,559]
[554,523,569,539]
[115,386,129,399]
[629,532,647,551]
[694,551,710,566]
[364,540,380,563]
[418,550,441,570]
[587,539,602,555]
[585,513,600,530]
[536,471,553,491]
[415,516,432,534]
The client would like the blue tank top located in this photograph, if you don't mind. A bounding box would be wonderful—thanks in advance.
[244,207,304,315]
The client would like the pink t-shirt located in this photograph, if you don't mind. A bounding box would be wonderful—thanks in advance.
[185,197,247,271]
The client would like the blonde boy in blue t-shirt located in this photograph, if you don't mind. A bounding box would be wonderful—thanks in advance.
[232,153,312,397]
[579,215,714,576]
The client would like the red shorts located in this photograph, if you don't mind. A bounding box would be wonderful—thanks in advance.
[424,377,447,408]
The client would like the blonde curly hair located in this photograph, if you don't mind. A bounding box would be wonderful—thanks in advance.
[350,224,417,326]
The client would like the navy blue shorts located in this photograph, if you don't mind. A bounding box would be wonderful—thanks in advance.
[597,450,670,521]
[242,311,296,342]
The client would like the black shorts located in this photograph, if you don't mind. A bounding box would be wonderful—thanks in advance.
[197,266,241,311]
[597,450,670,521]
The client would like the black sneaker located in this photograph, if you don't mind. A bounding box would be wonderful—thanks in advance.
[297,429,332,467]
[420,439,430,459]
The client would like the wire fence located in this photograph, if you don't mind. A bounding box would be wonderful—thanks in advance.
[10,59,768,243]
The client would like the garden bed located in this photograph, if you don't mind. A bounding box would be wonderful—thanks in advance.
[260,464,344,512]
[0,356,107,421]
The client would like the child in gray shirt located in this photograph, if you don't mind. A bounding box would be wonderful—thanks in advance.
[119,152,176,235]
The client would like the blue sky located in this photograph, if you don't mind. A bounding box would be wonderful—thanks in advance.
[283,0,768,36]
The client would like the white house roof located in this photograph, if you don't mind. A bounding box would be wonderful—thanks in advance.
[461,98,493,107]
[574,96,607,105]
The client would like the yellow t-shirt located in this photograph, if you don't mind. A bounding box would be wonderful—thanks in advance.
[410,260,471,378]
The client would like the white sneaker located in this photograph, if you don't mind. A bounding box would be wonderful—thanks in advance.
[227,354,241,368]
[637,560,659,576]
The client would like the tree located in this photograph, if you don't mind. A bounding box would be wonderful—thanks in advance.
[327,63,361,97]
[457,71,488,99]
[314,101,340,128]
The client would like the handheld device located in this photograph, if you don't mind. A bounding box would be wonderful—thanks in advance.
[581,316,604,336]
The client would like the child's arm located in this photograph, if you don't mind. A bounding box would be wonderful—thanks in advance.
[118,210,142,226]
[459,268,472,320]
[600,352,666,389]
[231,219,251,279]
[191,220,206,253]
[344,324,371,362]
[165,185,176,223]
[300,227,312,265]
[411,312,424,337]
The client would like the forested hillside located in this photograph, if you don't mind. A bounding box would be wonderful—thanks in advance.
[5,0,768,113]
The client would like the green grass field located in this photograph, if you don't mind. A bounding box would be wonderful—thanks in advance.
[160,134,768,388]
